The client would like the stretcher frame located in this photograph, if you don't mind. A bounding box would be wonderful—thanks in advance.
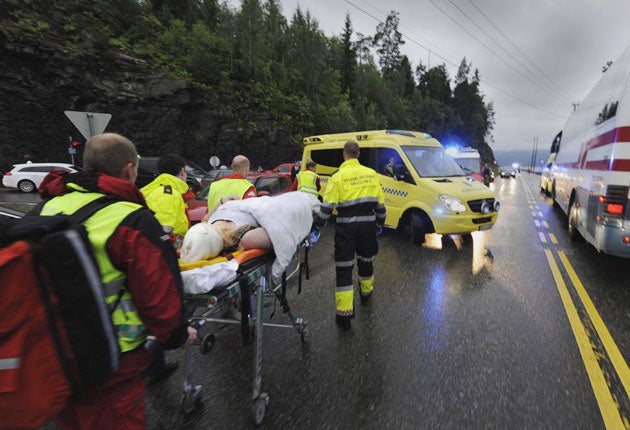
[179,246,311,426]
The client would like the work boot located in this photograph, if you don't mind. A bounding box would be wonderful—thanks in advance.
[335,315,352,331]
[359,291,372,305]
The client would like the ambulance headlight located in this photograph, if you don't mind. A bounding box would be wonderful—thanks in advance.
[439,194,467,212]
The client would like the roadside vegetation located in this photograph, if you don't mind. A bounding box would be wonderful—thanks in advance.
[5,0,496,160]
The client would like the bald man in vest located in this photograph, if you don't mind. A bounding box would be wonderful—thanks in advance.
[203,155,257,220]
[37,133,196,429]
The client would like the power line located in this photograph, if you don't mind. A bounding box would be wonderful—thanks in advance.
[427,0,571,104]
[446,0,573,103]
[466,0,574,101]
[344,0,568,119]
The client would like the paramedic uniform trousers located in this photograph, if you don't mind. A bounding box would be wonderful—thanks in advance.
[334,221,378,317]
[53,348,150,430]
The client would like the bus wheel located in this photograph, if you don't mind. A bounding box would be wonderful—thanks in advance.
[568,201,583,241]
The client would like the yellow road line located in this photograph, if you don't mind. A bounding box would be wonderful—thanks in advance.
[549,233,558,244]
[558,251,630,398]
[544,249,625,429]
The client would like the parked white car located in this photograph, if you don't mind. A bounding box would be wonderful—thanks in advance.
[2,163,79,193]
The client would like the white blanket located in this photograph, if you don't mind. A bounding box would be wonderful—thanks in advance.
[181,260,239,294]
[221,192,319,280]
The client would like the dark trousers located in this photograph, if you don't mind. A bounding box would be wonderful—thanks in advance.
[334,222,378,317]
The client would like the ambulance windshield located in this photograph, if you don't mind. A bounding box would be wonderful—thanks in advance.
[402,146,466,178]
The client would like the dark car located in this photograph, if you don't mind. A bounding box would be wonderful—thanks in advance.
[201,169,233,186]
[186,173,292,223]
[499,166,517,179]
[138,156,205,192]
[0,205,24,220]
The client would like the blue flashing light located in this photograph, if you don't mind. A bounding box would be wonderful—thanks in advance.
[445,146,459,157]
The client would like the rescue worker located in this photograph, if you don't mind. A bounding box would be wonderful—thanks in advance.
[384,156,395,177]
[38,133,196,429]
[140,153,194,383]
[206,155,257,211]
[316,140,386,330]
[140,154,194,248]
[291,160,321,196]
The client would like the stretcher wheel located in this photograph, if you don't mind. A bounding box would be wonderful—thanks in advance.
[252,395,268,426]
[179,385,203,415]
[200,334,215,355]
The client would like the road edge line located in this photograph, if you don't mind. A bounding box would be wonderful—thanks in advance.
[557,250,630,399]
[544,249,624,429]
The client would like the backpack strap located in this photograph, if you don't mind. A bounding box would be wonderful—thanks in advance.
[69,195,123,224]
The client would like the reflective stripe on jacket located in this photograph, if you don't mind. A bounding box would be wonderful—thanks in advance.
[297,170,319,196]
[320,158,386,224]
[207,178,253,209]
[39,192,148,352]
[140,173,190,236]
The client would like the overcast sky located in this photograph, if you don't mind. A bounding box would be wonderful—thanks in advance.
[227,0,630,156]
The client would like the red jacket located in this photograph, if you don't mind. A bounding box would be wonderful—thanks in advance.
[39,171,188,349]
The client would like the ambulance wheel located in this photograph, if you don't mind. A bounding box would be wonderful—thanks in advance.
[404,212,426,244]
[252,397,267,425]
[200,334,215,355]
[567,201,583,242]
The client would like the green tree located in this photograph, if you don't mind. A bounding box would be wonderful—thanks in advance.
[417,63,451,105]
[372,11,404,79]
[452,58,494,151]
[354,33,374,66]
[339,13,356,99]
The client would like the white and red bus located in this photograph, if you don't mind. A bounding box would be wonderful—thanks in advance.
[552,43,630,257]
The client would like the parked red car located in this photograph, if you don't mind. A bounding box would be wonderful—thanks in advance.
[272,162,300,180]
[186,173,292,223]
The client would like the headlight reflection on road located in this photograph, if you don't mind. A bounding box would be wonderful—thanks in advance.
[422,264,447,351]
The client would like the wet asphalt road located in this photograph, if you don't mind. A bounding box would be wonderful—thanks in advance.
[3,175,630,429]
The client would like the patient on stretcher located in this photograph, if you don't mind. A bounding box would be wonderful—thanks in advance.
[180,191,318,268]
[180,200,271,263]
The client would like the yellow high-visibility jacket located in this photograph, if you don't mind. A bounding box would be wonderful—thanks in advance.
[141,174,190,237]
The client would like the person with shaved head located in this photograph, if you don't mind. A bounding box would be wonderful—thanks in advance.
[203,154,257,221]
[37,133,196,429]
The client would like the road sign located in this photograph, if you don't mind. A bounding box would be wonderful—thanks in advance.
[64,111,112,140]
[209,156,220,168]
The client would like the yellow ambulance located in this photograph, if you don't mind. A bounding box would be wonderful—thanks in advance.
[302,130,500,243]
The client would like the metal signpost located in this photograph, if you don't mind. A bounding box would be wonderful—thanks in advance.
[209,156,220,169]
[64,111,112,164]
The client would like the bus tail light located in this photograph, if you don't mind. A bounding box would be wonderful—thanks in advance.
[607,203,624,215]
[622,236,630,245]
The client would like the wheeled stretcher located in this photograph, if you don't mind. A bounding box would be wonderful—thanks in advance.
[177,232,318,425]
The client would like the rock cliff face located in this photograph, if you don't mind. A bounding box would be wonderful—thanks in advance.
[0,2,301,171]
